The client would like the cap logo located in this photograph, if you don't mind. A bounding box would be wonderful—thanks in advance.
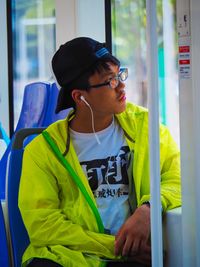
[95,47,109,58]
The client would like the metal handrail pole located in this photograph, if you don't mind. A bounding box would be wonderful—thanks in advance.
[146,1,163,266]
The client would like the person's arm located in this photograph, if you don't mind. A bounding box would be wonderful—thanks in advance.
[159,125,181,211]
[114,124,181,264]
[18,148,115,259]
[138,124,181,211]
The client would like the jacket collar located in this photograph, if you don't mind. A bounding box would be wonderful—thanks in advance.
[63,109,136,156]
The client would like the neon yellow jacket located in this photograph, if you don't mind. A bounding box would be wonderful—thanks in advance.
[18,103,181,267]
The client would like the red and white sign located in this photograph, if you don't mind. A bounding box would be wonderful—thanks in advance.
[179,59,190,65]
[178,45,191,79]
[179,46,190,53]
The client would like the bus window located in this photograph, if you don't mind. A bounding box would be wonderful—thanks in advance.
[111,0,179,145]
[11,0,56,129]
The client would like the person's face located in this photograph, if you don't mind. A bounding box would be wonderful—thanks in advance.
[83,63,126,117]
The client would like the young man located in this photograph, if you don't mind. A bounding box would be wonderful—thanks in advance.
[18,37,181,267]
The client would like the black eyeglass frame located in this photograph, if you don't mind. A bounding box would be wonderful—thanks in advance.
[86,67,128,90]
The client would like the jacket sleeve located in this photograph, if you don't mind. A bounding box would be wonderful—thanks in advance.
[18,148,115,259]
[139,124,181,212]
[159,125,181,211]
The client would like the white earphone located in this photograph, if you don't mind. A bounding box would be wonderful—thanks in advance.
[80,95,101,145]
[80,95,90,106]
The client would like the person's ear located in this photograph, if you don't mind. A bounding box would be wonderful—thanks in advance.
[71,90,84,105]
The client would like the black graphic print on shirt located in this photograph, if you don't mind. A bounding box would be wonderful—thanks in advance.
[80,146,132,198]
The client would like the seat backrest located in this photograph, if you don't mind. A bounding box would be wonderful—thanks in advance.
[6,127,45,267]
[0,82,50,200]
[43,82,69,126]
[15,82,51,131]
[0,201,10,267]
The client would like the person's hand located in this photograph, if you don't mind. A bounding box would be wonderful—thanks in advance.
[115,204,151,265]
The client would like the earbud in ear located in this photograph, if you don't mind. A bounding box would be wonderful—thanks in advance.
[80,95,90,106]
[80,95,85,101]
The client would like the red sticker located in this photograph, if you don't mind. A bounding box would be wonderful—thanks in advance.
[179,46,190,53]
[179,59,190,65]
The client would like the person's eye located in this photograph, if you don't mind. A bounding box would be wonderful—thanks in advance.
[106,74,116,82]
[104,77,113,84]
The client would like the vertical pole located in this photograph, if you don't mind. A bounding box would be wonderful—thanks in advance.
[191,0,200,264]
[0,0,10,135]
[177,0,200,266]
[146,1,163,267]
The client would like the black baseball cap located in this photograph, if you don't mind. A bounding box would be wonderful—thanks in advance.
[51,37,120,113]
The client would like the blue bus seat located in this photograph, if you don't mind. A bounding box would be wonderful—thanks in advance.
[43,82,69,126]
[0,201,10,267]
[0,82,50,200]
[6,127,45,267]
[15,82,51,131]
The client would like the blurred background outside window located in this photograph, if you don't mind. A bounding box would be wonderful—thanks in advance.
[12,0,56,128]
[111,0,179,145]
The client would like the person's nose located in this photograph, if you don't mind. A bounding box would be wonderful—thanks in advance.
[115,80,125,92]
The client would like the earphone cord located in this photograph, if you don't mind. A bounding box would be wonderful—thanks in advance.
[87,102,101,145]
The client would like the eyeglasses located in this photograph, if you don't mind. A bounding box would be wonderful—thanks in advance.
[87,67,128,90]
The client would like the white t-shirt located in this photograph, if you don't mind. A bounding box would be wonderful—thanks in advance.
[70,119,133,235]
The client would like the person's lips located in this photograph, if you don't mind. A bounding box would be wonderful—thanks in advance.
[118,92,126,101]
